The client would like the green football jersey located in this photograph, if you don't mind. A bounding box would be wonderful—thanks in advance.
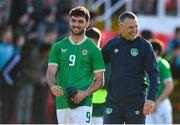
[157,57,172,97]
[48,36,105,109]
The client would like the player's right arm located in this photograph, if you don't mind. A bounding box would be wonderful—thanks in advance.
[47,65,64,96]
[47,42,64,97]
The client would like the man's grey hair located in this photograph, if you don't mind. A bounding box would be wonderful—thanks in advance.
[118,11,137,24]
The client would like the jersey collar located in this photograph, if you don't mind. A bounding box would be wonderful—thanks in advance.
[69,36,87,45]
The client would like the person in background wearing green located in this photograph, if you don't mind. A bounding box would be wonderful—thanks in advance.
[86,27,107,124]
[146,39,174,124]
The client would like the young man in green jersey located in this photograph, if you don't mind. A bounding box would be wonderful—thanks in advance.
[47,6,105,124]
[86,27,107,124]
[146,39,174,124]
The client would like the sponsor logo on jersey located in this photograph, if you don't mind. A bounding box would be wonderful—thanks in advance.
[131,48,138,56]
[114,48,119,53]
[105,107,112,115]
[82,49,88,55]
[61,48,67,53]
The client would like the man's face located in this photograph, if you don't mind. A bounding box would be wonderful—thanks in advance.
[120,18,138,40]
[69,16,89,35]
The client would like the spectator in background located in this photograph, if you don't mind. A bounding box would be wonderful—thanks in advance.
[56,7,70,40]
[102,11,159,124]
[9,0,27,29]
[0,26,26,123]
[168,27,180,52]
[0,25,15,123]
[146,39,174,124]
[141,29,154,40]
[56,0,77,40]
[32,43,51,123]
[43,27,58,45]
[0,26,14,71]
[37,8,58,44]
[1,28,25,87]
[168,42,180,80]
[86,27,107,124]
[17,12,36,45]
[167,27,180,80]
[0,3,6,28]
[15,27,39,124]
[13,12,37,123]
[18,13,35,35]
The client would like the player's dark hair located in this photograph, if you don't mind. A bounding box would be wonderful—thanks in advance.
[141,30,154,40]
[86,27,101,47]
[69,6,90,22]
[150,39,163,56]
[118,11,137,23]
[86,27,101,41]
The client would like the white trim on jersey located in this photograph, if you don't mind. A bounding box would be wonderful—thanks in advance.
[48,63,58,66]
[163,77,173,83]
[69,36,87,45]
[93,69,106,73]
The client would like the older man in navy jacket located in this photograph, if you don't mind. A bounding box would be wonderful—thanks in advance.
[102,11,159,124]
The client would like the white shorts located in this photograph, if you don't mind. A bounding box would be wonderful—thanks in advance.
[56,106,92,124]
[146,98,172,124]
[91,117,103,124]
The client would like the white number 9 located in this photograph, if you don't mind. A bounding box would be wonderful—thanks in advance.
[69,55,76,66]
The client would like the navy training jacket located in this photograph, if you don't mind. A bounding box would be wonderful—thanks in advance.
[102,35,159,104]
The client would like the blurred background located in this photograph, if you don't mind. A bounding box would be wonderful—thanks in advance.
[0,0,180,124]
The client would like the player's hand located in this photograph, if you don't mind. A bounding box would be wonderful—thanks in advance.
[143,100,155,115]
[51,85,64,96]
[153,99,161,112]
[72,90,89,104]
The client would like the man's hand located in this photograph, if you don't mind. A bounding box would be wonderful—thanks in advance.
[143,100,155,115]
[72,90,90,104]
[51,85,64,96]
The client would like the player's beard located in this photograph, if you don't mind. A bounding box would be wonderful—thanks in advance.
[71,27,85,35]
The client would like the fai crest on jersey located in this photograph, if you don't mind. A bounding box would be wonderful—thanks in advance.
[134,110,140,115]
[114,48,119,53]
[131,48,138,56]
[82,49,88,55]
[105,107,112,115]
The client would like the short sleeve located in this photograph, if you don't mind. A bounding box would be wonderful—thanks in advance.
[48,44,59,66]
[91,47,105,73]
[159,59,172,83]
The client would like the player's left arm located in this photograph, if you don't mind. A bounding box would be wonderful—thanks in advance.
[87,71,105,94]
[155,79,174,110]
[73,71,104,104]
[155,60,174,111]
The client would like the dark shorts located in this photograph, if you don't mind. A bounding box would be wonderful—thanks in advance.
[103,96,145,124]
[92,103,105,117]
